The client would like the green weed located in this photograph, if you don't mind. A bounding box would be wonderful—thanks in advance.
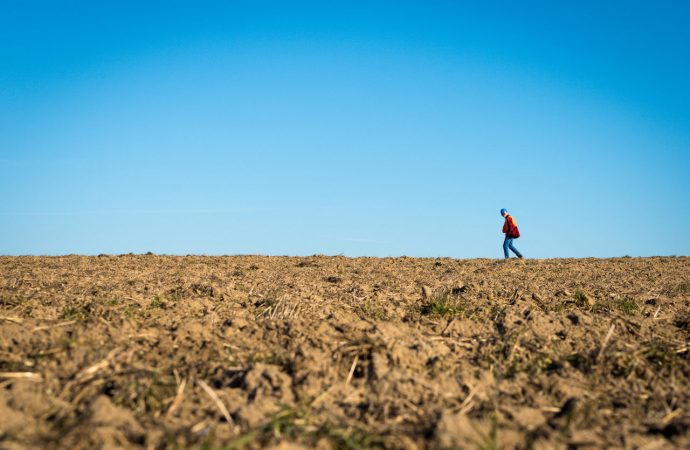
[550,302,566,313]
[60,303,93,321]
[504,352,559,378]
[592,296,638,315]
[356,301,388,321]
[642,340,676,371]
[148,296,165,309]
[617,297,638,315]
[573,290,591,308]
[122,304,138,318]
[113,374,176,415]
[421,290,468,318]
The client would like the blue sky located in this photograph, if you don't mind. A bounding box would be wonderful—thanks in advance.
[2,1,689,257]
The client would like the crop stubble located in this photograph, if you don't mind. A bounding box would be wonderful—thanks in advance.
[0,255,689,449]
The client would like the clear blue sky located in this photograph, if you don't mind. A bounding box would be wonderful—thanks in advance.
[2,1,689,257]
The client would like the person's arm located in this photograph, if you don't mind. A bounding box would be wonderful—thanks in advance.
[506,216,517,236]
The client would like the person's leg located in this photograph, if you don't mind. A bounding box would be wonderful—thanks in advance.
[508,240,523,258]
[503,237,511,258]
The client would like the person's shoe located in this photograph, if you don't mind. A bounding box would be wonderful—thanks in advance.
[518,255,524,259]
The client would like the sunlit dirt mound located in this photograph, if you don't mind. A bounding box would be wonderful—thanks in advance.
[1,255,689,449]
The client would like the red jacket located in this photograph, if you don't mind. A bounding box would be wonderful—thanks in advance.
[502,215,520,238]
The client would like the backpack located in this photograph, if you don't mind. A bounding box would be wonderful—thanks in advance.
[511,227,520,239]
[508,217,521,239]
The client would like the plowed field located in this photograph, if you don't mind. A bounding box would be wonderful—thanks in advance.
[1,256,689,449]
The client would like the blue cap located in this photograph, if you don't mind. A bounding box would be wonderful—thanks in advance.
[500,208,507,215]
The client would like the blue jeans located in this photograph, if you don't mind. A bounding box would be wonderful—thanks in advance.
[503,236,522,258]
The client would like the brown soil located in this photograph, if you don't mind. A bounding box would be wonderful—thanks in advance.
[0,255,689,450]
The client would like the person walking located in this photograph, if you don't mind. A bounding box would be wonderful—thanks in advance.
[500,208,523,259]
